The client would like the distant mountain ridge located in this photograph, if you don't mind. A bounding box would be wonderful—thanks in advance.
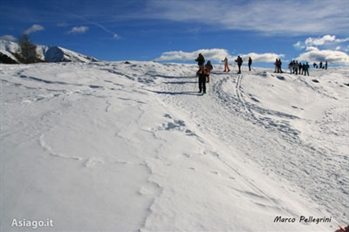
[0,40,98,64]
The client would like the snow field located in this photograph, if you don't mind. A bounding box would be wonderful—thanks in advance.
[1,62,347,231]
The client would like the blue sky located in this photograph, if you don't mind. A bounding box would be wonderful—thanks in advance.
[1,0,348,67]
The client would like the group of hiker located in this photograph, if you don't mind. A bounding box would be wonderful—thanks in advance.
[195,54,252,94]
[313,61,328,69]
[288,60,311,76]
[275,59,328,76]
[195,53,253,93]
[221,56,253,73]
[194,53,324,93]
[274,59,283,73]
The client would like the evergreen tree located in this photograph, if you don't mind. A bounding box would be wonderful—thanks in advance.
[17,34,39,63]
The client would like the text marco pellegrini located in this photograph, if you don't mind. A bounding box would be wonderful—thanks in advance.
[274,215,332,224]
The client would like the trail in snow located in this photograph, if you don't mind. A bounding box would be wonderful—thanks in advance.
[1,62,347,231]
[157,64,348,224]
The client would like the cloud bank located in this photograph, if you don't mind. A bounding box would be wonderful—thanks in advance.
[156,49,284,64]
[240,53,285,63]
[297,47,349,64]
[157,35,349,65]
[294,35,349,65]
[304,35,349,47]
[156,49,229,62]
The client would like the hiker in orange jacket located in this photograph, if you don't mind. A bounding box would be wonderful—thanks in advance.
[222,57,230,72]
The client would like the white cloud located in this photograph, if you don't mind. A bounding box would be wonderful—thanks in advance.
[24,24,44,34]
[306,35,332,46]
[305,46,319,52]
[57,8,120,39]
[241,53,285,63]
[156,49,229,62]
[296,35,349,49]
[156,49,284,64]
[293,41,306,50]
[68,26,89,34]
[293,35,349,65]
[305,35,336,46]
[0,35,17,41]
[333,37,349,44]
[146,0,348,36]
[296,47,349,65]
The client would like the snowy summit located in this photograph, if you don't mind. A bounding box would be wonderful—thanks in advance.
[1,60,348,232]
[0,40,98,63]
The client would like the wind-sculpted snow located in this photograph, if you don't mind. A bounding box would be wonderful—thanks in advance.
[1,61,347,231]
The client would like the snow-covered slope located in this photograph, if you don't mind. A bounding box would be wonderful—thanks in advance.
[37,45,98,63]
[0,40,98,63]
[0,40,20,63]
[1,61,348,231]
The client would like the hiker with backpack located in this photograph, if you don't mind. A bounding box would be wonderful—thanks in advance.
[235,56,243,74]
[205,61,213,83]
[195,53,205,69]
[197,66,207,94]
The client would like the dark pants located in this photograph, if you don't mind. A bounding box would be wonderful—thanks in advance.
[199,75,206,93]
[238,65,242,74]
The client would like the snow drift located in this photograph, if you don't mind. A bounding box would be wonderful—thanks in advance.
[1,61,348,231]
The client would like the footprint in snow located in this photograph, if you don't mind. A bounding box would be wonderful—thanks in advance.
[84,157,104,168]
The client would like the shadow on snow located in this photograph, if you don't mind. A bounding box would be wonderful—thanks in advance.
[163,81,197,85]
[147,90,199,96]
